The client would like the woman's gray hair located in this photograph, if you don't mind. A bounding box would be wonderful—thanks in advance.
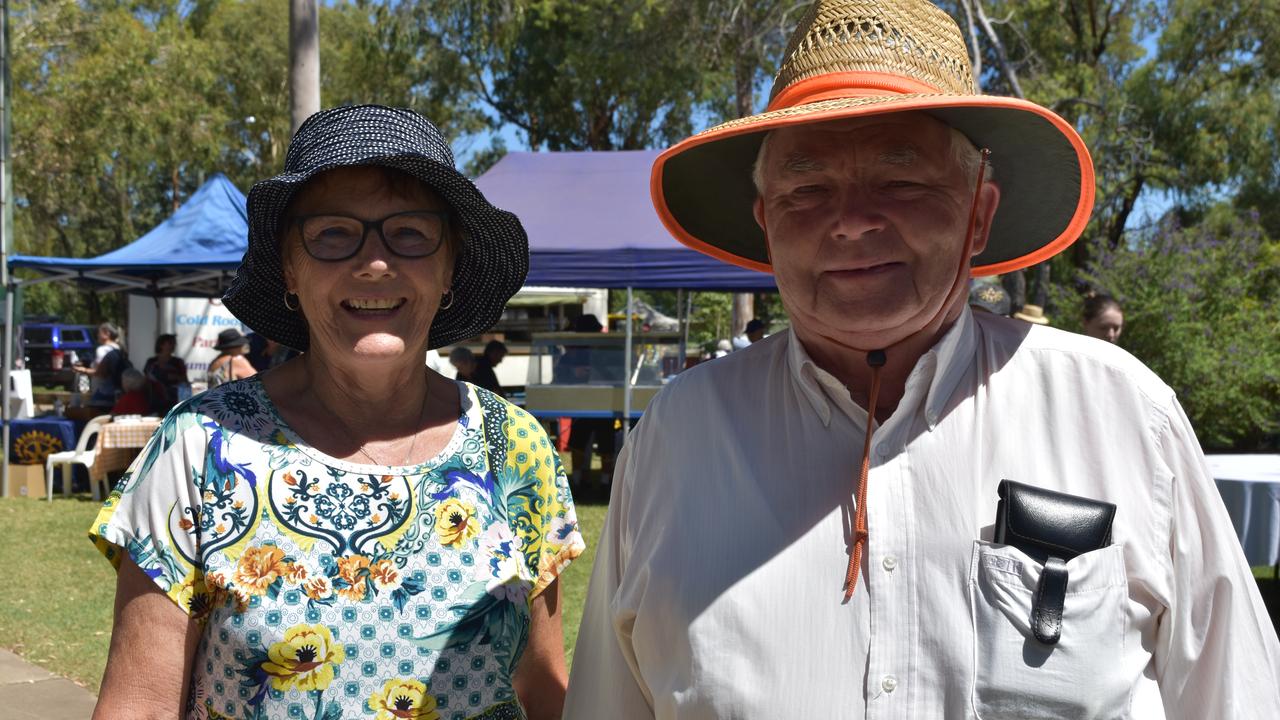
[750,126,994,195]
[120,368,146,393]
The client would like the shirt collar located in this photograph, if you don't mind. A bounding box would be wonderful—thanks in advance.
[786,307,977,429]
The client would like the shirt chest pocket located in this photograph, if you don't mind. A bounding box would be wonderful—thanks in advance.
[968,540,1137,720]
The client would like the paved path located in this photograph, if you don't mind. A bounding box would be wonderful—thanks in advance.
[0,648,97,719]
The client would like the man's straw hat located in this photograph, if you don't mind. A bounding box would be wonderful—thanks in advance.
[650,0,1095,277]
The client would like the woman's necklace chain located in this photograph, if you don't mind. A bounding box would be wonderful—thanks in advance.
[353,377,430,467]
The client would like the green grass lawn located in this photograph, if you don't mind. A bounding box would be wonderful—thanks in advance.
[0,496,608,693]
[0,496,116,691]
[561,500,606,668]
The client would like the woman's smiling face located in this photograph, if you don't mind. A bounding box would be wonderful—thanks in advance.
[281,166,456,366]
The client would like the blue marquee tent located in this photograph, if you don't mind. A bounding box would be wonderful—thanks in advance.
[475,150,776,291]
[8,173,248,297]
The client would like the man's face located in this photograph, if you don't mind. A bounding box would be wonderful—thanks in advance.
[752,112,999,349]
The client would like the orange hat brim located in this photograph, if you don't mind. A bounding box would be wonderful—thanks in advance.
[651,91,1095,278]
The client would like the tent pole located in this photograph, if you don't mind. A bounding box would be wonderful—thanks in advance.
[684,292,694,360]
[0,3,12,499]
[1,284,10,498]
[676,289,686,371]
[622,287,633,436]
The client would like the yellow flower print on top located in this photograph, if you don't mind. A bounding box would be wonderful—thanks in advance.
[261,623,345,692]
[232,545,287,597]
[434,498,480,547]
[335,554,371,602]
[173,574,218,622]
[369,558,402,593]
[367,678,440,720]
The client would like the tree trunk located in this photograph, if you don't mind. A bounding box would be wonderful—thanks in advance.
[289,0,321,134]
[732,293,754,337]
[731,7,757,339]
[1001,271,1026,311]
[1033,262,1050,309]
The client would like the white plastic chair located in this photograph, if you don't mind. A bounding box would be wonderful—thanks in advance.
[45,414,112,502]
[8,369,33,419]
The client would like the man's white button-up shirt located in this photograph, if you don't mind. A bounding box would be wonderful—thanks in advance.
[564,309,1280,719]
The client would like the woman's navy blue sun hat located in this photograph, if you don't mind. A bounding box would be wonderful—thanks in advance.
[223,104,529,351]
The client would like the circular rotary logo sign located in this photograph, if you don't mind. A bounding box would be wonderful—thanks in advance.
[15,430,64,465]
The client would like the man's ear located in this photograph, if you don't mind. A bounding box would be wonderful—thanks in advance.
[752,195,766,231]
[970,181,1001,258]
[753,196,775,264]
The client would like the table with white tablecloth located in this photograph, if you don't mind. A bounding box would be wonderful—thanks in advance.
[1208,454,1280,568]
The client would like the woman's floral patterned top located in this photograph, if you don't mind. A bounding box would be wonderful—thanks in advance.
[89,378,585,720]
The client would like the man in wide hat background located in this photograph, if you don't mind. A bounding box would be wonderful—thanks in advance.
[565,0,1280,716]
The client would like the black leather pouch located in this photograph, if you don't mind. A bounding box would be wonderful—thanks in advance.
[994,480,1116,645]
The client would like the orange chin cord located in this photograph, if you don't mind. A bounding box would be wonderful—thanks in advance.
[841,149,990,602]
[843,349,885,601]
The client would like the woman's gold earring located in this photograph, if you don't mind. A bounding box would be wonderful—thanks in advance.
[283,290,300,311]
[439,291,454,310]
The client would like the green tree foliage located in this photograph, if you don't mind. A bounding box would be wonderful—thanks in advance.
[948,1,1280,307]
[418,0,707,150]
[8,0,479,322]
[1049,208,1280,451]
[10,1,225,320]
[413,0,801,150]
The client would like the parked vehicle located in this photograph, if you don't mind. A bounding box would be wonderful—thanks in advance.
[20,321,95,392]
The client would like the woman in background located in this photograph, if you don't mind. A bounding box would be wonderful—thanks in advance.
[1083,293,1124,344]
[73,322,126,408]
[205,328,257,387]
[143,333,189,410]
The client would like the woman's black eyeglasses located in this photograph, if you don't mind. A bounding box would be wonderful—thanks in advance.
[293,211,450,261]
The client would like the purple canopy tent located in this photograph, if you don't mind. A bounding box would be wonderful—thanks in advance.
[474,150,776,424]
[473,150,776,290]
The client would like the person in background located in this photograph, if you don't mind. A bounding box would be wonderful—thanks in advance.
[448,346,477,382]
[73,322,127,408]
[731,318,768,349]
[111,369,157,416]
[206,328,257,387]
[553,315,618,488]
[425,347,450,376]
[245,331,271,372]
[555,314,604,384]
[249,333,300,371]
[143,333,189,411]
[1082,292,1124,344]
[968,281,1011,315]
[471,339,508,394]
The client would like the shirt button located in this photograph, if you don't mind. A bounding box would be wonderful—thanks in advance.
[876,442,891,457]
[882,555,898,571]
[882,675,898,693]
